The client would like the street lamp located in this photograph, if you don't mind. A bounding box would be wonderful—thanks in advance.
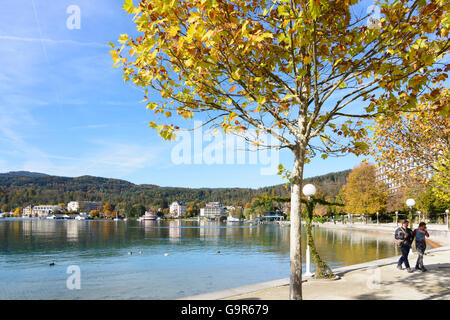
[302,184,316,277]
[376,212,379,225]
[446,209,449,231]
[303,184,317,199]
[395,211,399,226]
[406,198,415,228]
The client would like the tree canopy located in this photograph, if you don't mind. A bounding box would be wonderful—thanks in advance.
[341,162,388,218]
[113,0,449,299]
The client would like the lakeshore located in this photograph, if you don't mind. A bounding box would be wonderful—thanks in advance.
[183,246,450,300]
[182,223,450,300]
[231,246,450,300]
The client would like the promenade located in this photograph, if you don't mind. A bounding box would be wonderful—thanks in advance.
[181,246,450,300]
[183,223,450,300]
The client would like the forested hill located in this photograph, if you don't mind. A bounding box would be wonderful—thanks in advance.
[0,169,350,209]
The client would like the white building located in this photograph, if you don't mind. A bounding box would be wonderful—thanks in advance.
[200,202,225,218]
[23,206,33,217]
[169,201,187,218]
[68,201,102,213]
[376,158,434,193]
[32,205,66,218]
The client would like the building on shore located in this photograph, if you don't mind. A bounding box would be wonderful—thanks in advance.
[200,202,225,219]
[32,205,66,218]
[169,201,187,218]
[376,159,434,193]
[68,201,102,213]
[23,205,33,217]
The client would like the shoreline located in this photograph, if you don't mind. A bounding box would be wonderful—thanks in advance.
[182,224,450,300]
[183,245,450,300]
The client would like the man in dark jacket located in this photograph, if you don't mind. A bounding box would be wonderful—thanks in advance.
[395,220,414,273]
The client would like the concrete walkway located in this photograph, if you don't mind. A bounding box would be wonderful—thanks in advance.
[183,246,450,300]
[225,246,450,300]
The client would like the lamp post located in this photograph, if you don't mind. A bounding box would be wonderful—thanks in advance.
[395,211,399,226]
[302,183,316,277]
[406,198,415,229]
[376,212,379,225]
[417,211,422,223]
[446,209,449,231]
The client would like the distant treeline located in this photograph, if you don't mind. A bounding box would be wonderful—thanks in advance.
[0,170,350,211]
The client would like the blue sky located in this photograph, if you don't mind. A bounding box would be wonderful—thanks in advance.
[0,0,368,188]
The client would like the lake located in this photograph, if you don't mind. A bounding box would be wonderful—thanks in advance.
[0,219,399,299]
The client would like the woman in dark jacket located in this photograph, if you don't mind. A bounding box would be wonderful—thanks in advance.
[395,220,414,273]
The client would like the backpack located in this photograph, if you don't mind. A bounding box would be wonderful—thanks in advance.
[394,227,405,248]
[394,238,404,248]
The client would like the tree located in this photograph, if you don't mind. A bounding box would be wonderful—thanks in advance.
[90,210,100,218]
[341,162,387,222]
[103,203,113,213]
[1,204,8,213]
[130,204,146,217]
[13,208,22,217]
[373,89,450,202]
[114,0,449,299]
[229,207,244,218]
[303,197,342,278]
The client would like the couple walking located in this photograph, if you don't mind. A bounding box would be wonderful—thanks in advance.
[395,220,430,273]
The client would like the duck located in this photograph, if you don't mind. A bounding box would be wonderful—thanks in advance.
[49,262,55,266]
[128,251,133,255]
[138,250,143,255]
[164,253,169,257]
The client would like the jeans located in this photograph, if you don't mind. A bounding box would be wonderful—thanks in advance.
[398,246,411,269]
[416,241,426,269]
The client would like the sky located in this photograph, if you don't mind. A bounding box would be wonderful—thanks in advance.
[0,0,370,188]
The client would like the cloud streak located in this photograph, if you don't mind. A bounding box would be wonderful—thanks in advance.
[0,35,107,48]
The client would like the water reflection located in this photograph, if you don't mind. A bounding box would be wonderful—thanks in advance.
[0,219,398,299]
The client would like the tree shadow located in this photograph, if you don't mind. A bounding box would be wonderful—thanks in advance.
[355,262,450,300]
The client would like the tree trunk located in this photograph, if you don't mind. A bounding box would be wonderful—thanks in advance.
[289,149,305,300]
[304,201,334,278]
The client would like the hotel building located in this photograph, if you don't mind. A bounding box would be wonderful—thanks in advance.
[32,205,66,218]
[169,201,187,218]
[376,158,434,193]
[68,201,102,213]
[200,202,225,218]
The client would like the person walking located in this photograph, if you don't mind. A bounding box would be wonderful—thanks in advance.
[395,220,414,273]
[414,222,430,272]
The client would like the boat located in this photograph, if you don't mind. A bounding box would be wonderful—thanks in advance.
[227,216,242,222]
[75,215,87,221]
[140,211,157,221]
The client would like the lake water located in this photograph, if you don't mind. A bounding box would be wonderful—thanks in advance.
[0,219,399,300]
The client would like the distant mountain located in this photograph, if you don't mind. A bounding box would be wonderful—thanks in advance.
[0,171,50,178]
[0,170,350,212]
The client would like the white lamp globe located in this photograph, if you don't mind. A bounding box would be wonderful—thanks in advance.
[406,199,416,207]
[446,209,449,214]
[303,184,317,197]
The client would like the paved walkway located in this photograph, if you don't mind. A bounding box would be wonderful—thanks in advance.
[225,247,450,300]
